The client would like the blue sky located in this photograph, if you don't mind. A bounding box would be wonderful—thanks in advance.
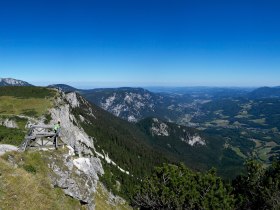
[0,0,280,88]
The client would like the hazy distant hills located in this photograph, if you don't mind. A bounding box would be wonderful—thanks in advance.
[0,78,32,86]
[248,86,280,99]
[147,86,254,98]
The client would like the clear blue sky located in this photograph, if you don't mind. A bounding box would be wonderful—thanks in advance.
[0,0,279,88]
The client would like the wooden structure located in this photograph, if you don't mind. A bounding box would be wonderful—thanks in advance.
[19,125,63,151]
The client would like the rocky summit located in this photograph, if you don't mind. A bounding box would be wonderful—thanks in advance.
[0,78,32,86]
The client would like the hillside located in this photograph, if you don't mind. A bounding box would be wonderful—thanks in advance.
[81,87,165,122]
[76,85,280,167]
[0,86,133,209]
[81,87,196,123]
[248,86,280,99]
[137,118,247,178]
[65,87,247,178]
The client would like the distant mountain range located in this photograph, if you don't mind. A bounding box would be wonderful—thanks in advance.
[0,78,32,86]
[2,79,280,177]
[48,83,280,99]
[48,83,280,124]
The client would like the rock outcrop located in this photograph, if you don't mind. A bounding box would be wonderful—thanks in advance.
[0,118,18,128]
[49,92,95,156]
[47,92,106,209]
[0,144,18,156]
[47,146,103,209]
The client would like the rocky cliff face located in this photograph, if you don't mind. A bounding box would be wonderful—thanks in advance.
[45,91,107,209]
[47,146,103,209]
[49,91,95,156]
[47,91,131,209]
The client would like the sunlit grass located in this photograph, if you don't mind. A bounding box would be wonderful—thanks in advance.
[0,151,84,210]
[230,146,247,159]
[0,96,53,117]
[211,119,229,127]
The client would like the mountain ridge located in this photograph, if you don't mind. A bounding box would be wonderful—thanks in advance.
[0,78,32,86]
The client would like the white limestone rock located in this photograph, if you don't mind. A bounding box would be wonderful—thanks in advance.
[0,118,18,128]
[0,144,18,156]
[49,98,94,156]
[151,118,169,136]
[48,148,103,210]
[180,133,206,146]
[73,157,104,181]
[65,92,80,108]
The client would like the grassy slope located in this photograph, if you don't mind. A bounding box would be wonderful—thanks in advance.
[0,86,56,117]
[0,87,82,209]
[0,86,57,146]
[0,149,132,210]
[0,125,25,146]
[0,96,53,116]
[0,151,84,210]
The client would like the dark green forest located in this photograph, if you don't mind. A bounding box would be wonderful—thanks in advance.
[0,86,56,99]
[132,160,280,210]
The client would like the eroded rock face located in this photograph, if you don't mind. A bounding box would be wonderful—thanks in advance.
[180,134,206,146]
[49,92,95,156]
[43,92,105,209]
[73,157,103,180]
[151,118,170,136]
[65,92,80,108]
[47,146,104,209]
